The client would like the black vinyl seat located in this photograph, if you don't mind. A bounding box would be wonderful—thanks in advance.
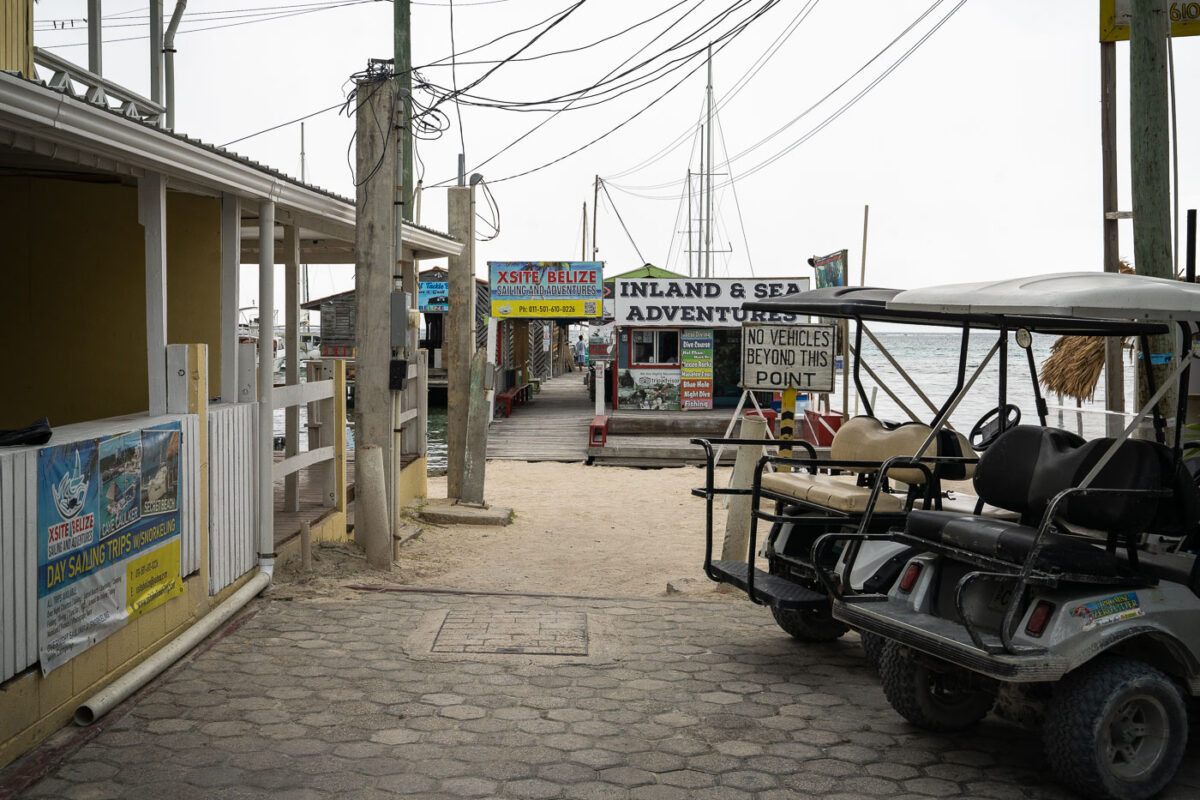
[898,426,1196,580]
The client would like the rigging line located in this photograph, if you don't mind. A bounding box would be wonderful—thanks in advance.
[714,0,970,190]
[429,0,748,109]
[429,0,719,182]
[609,0,957,196]
[39,1,374,49]
[600,179,647,265]
[221,102,343,148]
[449,0,467,161]
[715,108,754,277]
[603,0,819,181]
[662,164,691,274]
[429,0,777,186]
[664,103,706,272]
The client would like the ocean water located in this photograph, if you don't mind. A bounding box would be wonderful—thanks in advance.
[274,404,449,475]
[838,330,1137,441]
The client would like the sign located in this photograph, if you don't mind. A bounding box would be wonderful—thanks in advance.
[809,250,847,290]
[418,281,449,312]
[1101,0,1200,41]
[680,329,713,410]
[613,278,810,327]
[616,368,681,410]
[37,423,185,674]
[741,323,836,392]
[489,261,603,318]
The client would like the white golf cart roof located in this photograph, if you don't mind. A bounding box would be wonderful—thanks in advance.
[888,271,1200,322]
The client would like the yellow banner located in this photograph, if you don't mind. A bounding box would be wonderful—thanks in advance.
[490,299,599,318]
[125,539,184,618]
[1101,0,1200,41]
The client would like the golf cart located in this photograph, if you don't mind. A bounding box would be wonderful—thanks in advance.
[692,286,1161,653]
[820,272,1200,800]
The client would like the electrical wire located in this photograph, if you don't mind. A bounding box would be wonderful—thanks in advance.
[448,0,468,161]
[221,102,343,148]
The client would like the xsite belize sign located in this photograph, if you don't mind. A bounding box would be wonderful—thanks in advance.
[489,261,603,318]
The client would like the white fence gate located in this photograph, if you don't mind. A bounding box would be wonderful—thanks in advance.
[207,403,258,595]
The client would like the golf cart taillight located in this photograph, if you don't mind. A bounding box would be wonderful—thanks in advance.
[898,563,922,593]
[1025,601,1056,638]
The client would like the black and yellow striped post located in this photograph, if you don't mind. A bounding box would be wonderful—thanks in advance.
[779,387,796,472]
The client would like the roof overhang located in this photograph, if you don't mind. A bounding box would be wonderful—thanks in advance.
[0,72,462,263]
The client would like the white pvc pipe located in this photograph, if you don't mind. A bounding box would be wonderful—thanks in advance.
[74,571,271,725]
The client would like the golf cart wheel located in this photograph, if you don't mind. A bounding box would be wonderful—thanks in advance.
[769,605,848,642]
[860,632,886,670]
[880,642,995,731]
[1043,657,1187,800]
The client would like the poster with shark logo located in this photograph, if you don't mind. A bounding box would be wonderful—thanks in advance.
[37,422,185,674]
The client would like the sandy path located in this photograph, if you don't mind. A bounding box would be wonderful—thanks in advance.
[394,461,739,599]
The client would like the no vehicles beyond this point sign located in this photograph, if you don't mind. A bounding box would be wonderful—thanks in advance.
[741,323,836,393]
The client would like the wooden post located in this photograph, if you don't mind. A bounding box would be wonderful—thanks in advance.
[446,186,476,499]
[1101,40,1125,437]
[139,171,168,417]
[462,348,491,505]
[284,224,301,512]
[354,76,397,527]
[187,343,210,598]
[220,194,241,404]
[779,387,796,473]
[300,522,312,572]
[722,414,767,561]
[1130,0,1177,420]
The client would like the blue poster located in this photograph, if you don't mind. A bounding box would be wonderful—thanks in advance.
[419,281,449,312]
[37,422,184,673]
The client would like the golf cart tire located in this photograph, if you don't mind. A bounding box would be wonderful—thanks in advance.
[860,631,886,670]
[770,606,848,642]
[1043,657,1188,800]
[879,642,996,732]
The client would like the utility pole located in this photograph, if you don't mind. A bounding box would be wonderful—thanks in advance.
[395,0,414,223]
[1129,0,1176,425]
[1101,40,1125,436]
[446,185,476,500]
[704,45,715,280]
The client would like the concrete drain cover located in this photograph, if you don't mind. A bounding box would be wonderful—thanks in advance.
[431,609,589,656]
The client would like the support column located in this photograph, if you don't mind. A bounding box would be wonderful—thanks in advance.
[139,171,168,417]
[258,200,276,568]
[219,193,240,403]
[446,186,476,499]
[284,225,301,512]
[1130,0,1177,421]
[354,76,398,527]
[1101,41,1125,437]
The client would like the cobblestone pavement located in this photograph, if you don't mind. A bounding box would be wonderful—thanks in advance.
[9,588,1200,800]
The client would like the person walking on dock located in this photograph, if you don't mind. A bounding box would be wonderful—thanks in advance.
[575,335,587,368]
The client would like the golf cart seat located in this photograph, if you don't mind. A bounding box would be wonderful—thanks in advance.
[901,425,1197,579]
[759,416,975,513]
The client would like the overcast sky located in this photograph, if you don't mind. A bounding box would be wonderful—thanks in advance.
[33,0,1200,313]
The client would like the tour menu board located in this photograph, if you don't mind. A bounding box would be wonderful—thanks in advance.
[681,329,714,410]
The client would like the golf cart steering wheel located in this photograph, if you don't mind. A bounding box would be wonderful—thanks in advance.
[970,404,1020,451]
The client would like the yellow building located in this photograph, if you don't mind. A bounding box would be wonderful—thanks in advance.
[0,0,460,768]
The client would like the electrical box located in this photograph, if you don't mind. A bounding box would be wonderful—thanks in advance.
[389,359,408,391]
[390,292,410,348]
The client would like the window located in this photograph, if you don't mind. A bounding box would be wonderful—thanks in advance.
[631,329,680,365]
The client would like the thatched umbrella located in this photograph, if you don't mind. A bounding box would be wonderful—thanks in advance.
[1039,335,1113,403]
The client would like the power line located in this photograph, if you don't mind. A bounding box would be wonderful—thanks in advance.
[448,0,467,162]
[221,102,343,148]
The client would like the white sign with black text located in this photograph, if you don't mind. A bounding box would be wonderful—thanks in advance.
[740,323,836,392]
[613,278,810,327]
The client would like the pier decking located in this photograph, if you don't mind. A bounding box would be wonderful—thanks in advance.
[273,451,355,549]
[486,373,592,462]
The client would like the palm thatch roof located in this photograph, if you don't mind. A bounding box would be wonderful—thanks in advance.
[1039,336,1117,402]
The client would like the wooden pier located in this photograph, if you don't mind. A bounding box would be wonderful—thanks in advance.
[273,451,355,548]
[486,373,592,462]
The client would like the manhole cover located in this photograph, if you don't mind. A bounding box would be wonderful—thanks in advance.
[432,609,589,656]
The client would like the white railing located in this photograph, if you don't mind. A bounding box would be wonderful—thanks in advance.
[33,47,166,125]
[273,379,336,482]
[0,449,37,684]
[208,404,258,595]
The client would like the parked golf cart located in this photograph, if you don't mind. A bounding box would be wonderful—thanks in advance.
[692,286,1159,654]
[819,272,1200,800]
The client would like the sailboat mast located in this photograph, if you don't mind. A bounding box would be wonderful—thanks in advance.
[686,169,693,277]
[704,45,714,279]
